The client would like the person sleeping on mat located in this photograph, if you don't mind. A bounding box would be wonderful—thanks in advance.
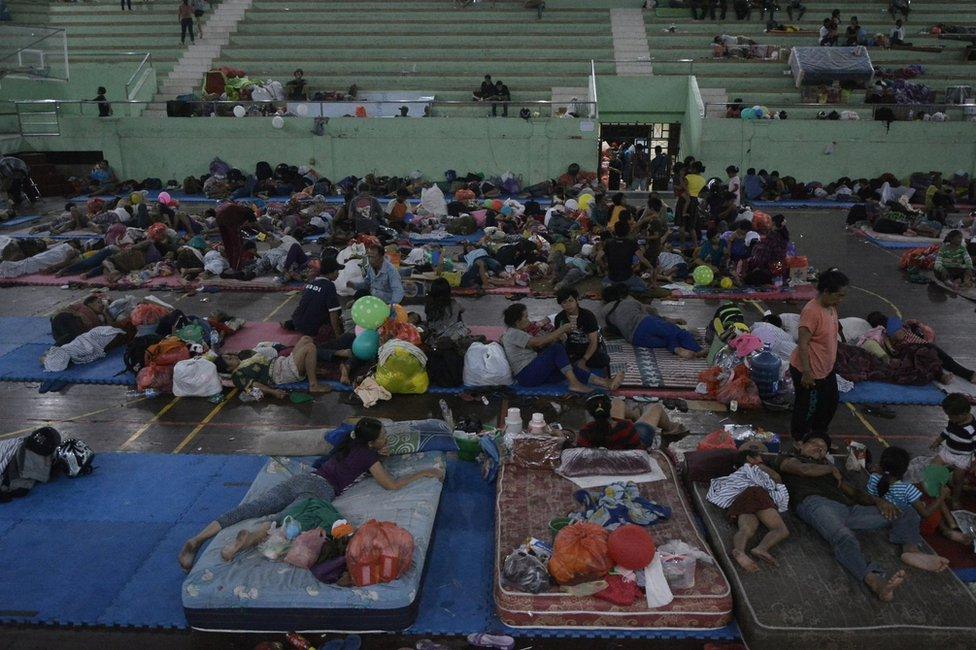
[600,283,705,360]
[178,417,444,571]
[219,335,331,398]
[576,394,688,451]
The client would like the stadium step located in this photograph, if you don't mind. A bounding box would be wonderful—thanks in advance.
[611,8,653,76]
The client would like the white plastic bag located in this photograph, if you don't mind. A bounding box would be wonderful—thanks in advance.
[335,260,364,297]
[463,342,513,387]
[172,357,222,397]
[420,185,448,217]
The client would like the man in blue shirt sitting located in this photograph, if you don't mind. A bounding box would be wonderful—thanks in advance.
[347,242,404,306]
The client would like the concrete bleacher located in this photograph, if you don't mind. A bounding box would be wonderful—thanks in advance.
[5,0,224,79]
[645,1,976,120]
[216,0,614,115]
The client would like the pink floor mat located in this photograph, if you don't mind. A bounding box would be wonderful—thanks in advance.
[222,323,303,353]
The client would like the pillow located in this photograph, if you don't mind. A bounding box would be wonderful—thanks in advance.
[685,449,737,484]
[323,423,457,456]
[511,433,566,470]
[557,448,656,478]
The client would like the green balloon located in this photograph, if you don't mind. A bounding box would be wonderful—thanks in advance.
[692,265,714,287]
[351,296,390,330]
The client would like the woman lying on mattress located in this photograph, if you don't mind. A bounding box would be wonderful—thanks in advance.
[576,394,688,450]
[178,417,444,571]
[864,311,975,385]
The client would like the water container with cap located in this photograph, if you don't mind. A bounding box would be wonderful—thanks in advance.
[749,345,782,398]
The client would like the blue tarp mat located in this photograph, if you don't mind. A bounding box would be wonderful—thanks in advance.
[0,214,42,228]
[0,453,266,629]
[841,381,946,405]
[750,200,855,210]
[0,317,53,345]
[859,233,931,250]
[0,343,134,392]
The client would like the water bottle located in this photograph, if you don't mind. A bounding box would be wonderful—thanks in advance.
[749,345,782,399]
[209,328,220,349]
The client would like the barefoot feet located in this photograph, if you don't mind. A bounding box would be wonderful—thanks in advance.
[865,569,907,602]
[901,551,950,572]
[732,549,759,573]
[750,547,779,566]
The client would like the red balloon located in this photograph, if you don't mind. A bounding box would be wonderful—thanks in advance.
[608,525,656,570]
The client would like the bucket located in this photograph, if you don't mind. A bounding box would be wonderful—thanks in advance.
[454,432,481,462]
[661,554,697,590]
[548,517,571,536]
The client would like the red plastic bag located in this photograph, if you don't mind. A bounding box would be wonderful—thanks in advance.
[548,522,613,586]
[346,520,414,587]
[130,303,170,327]
[145,337,190,367]
[697,429,737,452]
[136,364,173,393]
[715,366,761,410]
[698,367,723,396]
[454,189,476,202]
[379,320,422,346]
[752,210,772,233]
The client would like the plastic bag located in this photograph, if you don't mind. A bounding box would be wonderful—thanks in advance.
[697,366,724,396]
[172,357,222,397]
[501,549,551,594]
[557,448,656,478]
[258,521,290,560]
[375,343,429,394]
[284,528,327,569]
[548,522,613,586]
[379,320,422,346]
[346,520,414,587]
[511,433,565,470]
[697,429,737,452]
[715,365,761,409]
[463,342,513,387]
[130,303,170,326]
[335,261,364,297]
[136,363,173,393]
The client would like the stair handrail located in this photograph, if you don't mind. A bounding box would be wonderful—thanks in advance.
[125,52,153,101]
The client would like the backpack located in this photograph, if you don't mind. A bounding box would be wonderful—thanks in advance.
[183,176,202,195]
[155,309,189,336]
[445,215,477,235]
[142,177,163,190]
[124,333,164,373]
[145,337,190,367]
[255,161,273,181]
[425,338,464,387]
[54,439,94,478]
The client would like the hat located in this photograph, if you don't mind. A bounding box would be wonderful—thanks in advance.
[745,231,761,246]
[298,165,309,175]
[564,199,579,211]
[319,257,342,274]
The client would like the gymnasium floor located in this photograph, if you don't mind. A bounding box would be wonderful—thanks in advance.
[0,207,972,649]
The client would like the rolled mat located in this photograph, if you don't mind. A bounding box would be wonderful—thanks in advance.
[668,284,817,302]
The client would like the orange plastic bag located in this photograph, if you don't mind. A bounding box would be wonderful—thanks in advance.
[548,522,613,586]
[752,210,772,233]
[136,364,173,394]
[698,367,723,396]
[130,303,170,327]
[379,320,422,346]
[346,520,415,587]
[715,366,761,410]
[454,189,476,202]
[697,429,737,452]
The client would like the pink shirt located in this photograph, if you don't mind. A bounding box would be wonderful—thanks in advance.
[790,298,839,379]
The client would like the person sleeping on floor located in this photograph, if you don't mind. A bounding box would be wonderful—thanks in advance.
[178,417,444,571]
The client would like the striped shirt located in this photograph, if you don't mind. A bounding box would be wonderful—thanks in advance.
[706,463,789,512]
[866,474,922,510]
[43,326,126,372]
[935,244,973,273]
[941,419,976,454]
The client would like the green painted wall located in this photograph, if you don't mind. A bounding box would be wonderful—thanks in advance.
[18,115,598,182]
[697,120,976,179]
[596,76,687,123]
[680,76,703,158]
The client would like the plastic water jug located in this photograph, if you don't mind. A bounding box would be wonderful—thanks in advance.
[749,345,782,398]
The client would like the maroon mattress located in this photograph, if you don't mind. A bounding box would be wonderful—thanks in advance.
[494,451,734,629]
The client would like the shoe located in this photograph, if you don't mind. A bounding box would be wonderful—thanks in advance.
[863,404,896,419]
[467,633,515,649]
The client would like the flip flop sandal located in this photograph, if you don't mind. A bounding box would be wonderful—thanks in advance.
[662,398,677,409]
[863,404,896,419]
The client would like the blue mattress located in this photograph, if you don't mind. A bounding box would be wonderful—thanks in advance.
[750,200,855,210]
[182,453,445,632]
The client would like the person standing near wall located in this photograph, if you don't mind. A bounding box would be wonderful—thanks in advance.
[178,0,195,45]
[649,146,669,192]
[789,269,849,442]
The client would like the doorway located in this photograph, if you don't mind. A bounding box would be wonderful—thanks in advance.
[598,122,680,191]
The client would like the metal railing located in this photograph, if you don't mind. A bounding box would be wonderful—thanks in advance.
[704,100,976,120]
[0,24,68,82]
[124,52,154,102]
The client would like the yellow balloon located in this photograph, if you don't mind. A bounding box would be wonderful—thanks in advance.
[393,304,409,324]
[577,194,594,212]
[720,277,734,289]
[130,192,142,205]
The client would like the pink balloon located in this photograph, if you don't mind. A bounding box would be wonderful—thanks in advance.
[354,325,365,335]
[158,191,172,204]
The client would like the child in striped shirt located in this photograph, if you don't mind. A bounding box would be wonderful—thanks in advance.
[931,393,976,509]
[868,446,950,572]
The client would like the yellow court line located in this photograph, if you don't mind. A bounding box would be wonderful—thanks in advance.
[120,396,181,449]
[262,291,299,322]
[846,403,889,448]
[171,389,238,454]
[0,397,147,440]
[850,285,903,320]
